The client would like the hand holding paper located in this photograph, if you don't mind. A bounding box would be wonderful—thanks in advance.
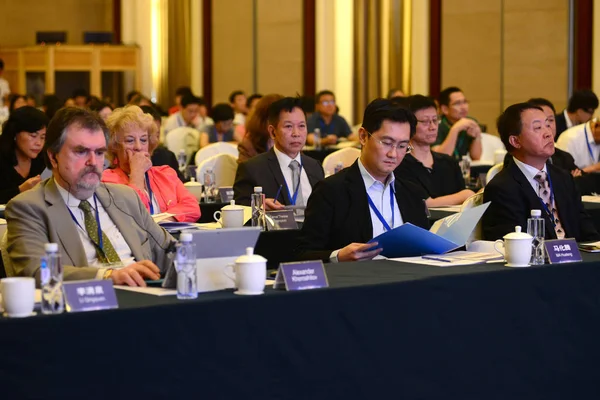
[338,242,382,262]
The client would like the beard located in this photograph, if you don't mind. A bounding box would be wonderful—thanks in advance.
[74,166,102,195]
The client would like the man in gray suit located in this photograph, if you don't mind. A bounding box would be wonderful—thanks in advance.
[5,107,175,286]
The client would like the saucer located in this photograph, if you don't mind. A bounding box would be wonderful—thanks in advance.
[234,290,264,296]
[2,311,37,318]
[505,263,530,268]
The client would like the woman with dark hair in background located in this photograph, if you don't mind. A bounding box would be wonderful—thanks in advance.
[42,94,62,120]
[0,106,49,203]
[8,94,27,114]
[89,100,114,121]
[237,94,283,164]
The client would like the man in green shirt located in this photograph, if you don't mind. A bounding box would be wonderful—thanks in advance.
[433,86,483,161]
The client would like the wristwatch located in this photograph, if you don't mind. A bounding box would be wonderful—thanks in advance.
[103,269,114,280]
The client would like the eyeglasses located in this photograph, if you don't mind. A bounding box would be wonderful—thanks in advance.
[320,100,336,106]
[417,117,440,126]
[365,130,412,153]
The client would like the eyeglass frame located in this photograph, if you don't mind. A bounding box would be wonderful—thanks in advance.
[416,117,441,126]
[364,129,412,153]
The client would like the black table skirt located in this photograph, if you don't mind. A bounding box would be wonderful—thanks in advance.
[2,256,600,398]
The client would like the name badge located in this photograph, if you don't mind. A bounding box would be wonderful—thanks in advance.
[273,260,329,291]
[63,280,118,312]
[544,239,582,264]
[266,209,298,230]
[219,187,234,203]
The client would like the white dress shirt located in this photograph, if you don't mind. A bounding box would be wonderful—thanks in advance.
[55,180,135,277]
[512,157,547,195]
[163,111,212,135]
[556,121,599,169]
[0,77,10,108]
[330,159,403,262]
[273,146,312,206]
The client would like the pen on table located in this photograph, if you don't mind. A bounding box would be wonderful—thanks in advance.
[421,255,453,263]
[274,184,283,204]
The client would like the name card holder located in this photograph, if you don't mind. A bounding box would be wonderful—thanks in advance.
[273,260,329,291]
[544,238,582,264]
[219,187,234,203]
[63,280,119,312]
[266,209,298,230]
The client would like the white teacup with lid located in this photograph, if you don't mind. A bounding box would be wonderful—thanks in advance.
[214,200,245,228]
[183,177,203,202]
[225,247,267,295]
[494,226,533,267]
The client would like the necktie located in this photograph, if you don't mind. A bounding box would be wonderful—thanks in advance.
[78,200,122,263]
[289,160,304,207]
[533,171,565,239]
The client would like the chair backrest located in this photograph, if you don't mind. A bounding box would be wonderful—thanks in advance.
[164,127,200,162]
[195,142,239,167]
[480,133,506,165]
[1,229,11,278]
[486,162,504,185]
[460,191,485,244]
[196,153,239,187]
[322,147,361,176]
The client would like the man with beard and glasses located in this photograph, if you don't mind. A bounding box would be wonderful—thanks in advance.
[5,107,176,286]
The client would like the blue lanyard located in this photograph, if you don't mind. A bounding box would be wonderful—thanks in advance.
[366,187,395,232]
[285,161,303,205]
[145,172,155,215]
[537,171,557,229]
[67,195,104,253]
[584,123,595,163]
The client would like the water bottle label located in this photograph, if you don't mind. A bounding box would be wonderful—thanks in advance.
[40,260,50,284]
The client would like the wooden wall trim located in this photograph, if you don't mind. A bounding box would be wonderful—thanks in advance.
[574,0,593,89]
[202,0,213,107]
[303,0,316,96]
[428,0,441,98]
[113,0,121,44]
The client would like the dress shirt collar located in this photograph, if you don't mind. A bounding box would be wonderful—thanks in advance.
[357,158,396,192]
[54,178,93,208]
[273,145,301,168]
[512,156,547,182]
[564,109,574,129]
[584,121,596,145]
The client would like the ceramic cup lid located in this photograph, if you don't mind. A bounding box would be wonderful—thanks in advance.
[503,226,532,240]
[184,177,202,187]
[222,200,244,211]
[236,247,267,264]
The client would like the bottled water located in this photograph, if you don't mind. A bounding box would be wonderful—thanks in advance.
[334,162,344,174]
[251,186,266,231]
[527,209,545,265]
[175,233,197,300]
[203,168,216,203]
[314,128,321,150]
[41,243,64,314]
[177,149,187,173]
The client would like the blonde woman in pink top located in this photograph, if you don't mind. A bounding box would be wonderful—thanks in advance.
[102,105,200,222]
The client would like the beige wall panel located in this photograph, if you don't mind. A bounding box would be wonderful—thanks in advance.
[256,0,303,96]
[441,0,501,133]
[54,51,92,69]
[22,51,46,69]
[100,50,138,69]
[503,0,567,12]
[211,0,253,104]
[0,0,112,47]
[503,7,568,112]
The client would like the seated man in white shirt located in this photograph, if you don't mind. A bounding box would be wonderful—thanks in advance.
[555,89,598,138]
[5,107,176,286]
[556,118,600,173]
[163,93,212,136]
[295,98,430,262]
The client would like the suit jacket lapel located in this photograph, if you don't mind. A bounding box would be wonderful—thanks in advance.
[44,179,88,266]
[300,154,320,188]
[346,162,372,242]
[266,148,291,205]
[95,185,145,262]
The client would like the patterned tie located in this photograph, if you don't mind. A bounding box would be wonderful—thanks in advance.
[533,171,565,239]
[289,160,304,207]
[78,200,122,263]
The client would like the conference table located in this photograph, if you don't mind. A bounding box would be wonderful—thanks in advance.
[2,255,600,398]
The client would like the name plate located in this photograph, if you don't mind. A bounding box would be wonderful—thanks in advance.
[219,187,234,203]
[544,239,582,264]
[63,280,118,312]
[266,209,298,230]
[273,260,329,291]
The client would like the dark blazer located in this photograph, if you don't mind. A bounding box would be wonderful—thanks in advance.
[482,160,599,241]
[295,161,430,262]
[555,111,568,140]
[233,148,325,206]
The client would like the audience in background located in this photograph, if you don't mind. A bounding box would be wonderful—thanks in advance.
[0,106,48,203]
[169,86,193,115]
[300,95,315,118]
[387,88,405,99]
[64,98,76,107]
[0,58,10,108]
[307,90,353,146]
[296,98,429,262]
[237,94,283,164]
[25,94,36,108]
[199,103,238,148]
[246,94,263,115]
[102,105,200,222]
[42,94,62,120]
[128,93,153,108]
[395,95,474,207]
[434,86,483,161]
[90,100,113,121]
[72,89,88,108]
[163,93,207,135]
[9,94,27,113]
[230,90,248,126]
[234,97,324,210]
[482,102,599,242]
[556,113,600,173]
[555,89,599,139]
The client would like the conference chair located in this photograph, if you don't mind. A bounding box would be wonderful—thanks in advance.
[194,142,239,167]
[196,153,239,188]
[485,163,504,185]
[165,126,201,164]
[322,147,361,176]
[479,133,506,165]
